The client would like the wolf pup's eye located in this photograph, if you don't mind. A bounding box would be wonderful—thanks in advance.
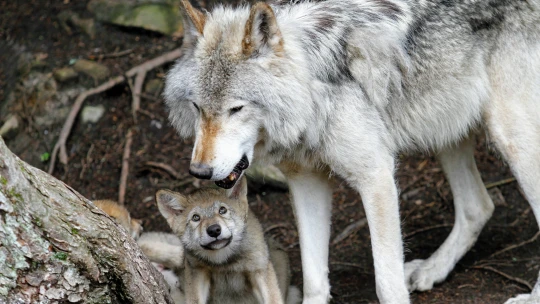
[192,102,200,112]
[229,106,243,115]
[219,206,227,215]
[192,214,200,222]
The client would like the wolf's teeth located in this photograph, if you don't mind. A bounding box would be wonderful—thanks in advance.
[228,173,235,181]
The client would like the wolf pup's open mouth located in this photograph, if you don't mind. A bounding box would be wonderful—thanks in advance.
[202,237,232,250]
[215,155,249,189]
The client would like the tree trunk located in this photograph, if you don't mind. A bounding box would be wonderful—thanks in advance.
[0,137,173,304]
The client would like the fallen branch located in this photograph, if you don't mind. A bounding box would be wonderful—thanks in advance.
[485,177,516,189]
[489,231,540,259]
[264,223,291,234]
[118,128,134,205]
[331,218,368,245]
[48,47,182,174]
[132,70,147,120]
[145,161,184,179]
[472,265,533,291]
[404,223,453,238]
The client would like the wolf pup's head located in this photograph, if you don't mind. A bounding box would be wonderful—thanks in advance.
[156,177,249,264]
[164,1,314,189]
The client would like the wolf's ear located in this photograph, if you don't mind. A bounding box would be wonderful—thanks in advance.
[180,0,206,44]
[242,2,284,57]
[156,190,187,220]
[226,176,248,201]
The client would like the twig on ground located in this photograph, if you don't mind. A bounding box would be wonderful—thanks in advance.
[137,108,158,119]
[144,161,183,179]
[331,218,368,245]
[139,93,161,102]
[79,143,94,179]
[264,223,291,234]
[488,231,540,259]
[330,262,373,274]
[99,48,133,59]
[48,48,182,174]
[485,177,516,189]
[499,207,532,227]
[89,48,134,60]
[471,265,533,291]
[118,128,133,205]
[404,223,453,238]
[132,70,147,121]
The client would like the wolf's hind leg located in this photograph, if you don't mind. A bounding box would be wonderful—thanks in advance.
[485,33,540,303]
[405,135,495,291]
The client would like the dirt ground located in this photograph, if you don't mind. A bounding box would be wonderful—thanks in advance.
[1,1,539,303]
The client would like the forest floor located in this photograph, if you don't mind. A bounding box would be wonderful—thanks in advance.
[1,1,539,303]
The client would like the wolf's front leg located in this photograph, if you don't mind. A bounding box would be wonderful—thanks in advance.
[330,149,410,304]
[282,168,333,304]
[249,264,284,304]
[355,169,410,303]
[184,265,210,304]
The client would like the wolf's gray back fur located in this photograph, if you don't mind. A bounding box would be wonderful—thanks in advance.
[165,0,538,153]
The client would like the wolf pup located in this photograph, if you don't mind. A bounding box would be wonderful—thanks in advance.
[155,177,300,304]
[94,199,143,239]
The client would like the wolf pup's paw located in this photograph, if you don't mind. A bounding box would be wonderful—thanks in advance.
[404,259,440,292]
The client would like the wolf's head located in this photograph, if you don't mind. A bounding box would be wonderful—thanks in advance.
[165,0,411,188]
[164,1,315,189]
[156,177,249,264]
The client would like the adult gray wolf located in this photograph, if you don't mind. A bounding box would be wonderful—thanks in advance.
[163,0,540,303]
[152,177,301,304]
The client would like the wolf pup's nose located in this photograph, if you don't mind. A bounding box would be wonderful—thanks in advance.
[189,163,213,179]
[207,224,221,238]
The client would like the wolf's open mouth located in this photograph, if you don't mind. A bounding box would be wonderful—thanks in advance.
[202,237,232,250]
[215,155,249,189]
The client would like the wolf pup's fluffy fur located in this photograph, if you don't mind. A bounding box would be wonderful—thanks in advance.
[163,0,540,303]
[93,200,143,239]
[154,177,300,304]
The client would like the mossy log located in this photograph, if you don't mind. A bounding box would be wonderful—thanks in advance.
[0,137,172,304]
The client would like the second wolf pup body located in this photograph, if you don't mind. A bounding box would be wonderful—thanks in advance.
[155,177,300,304]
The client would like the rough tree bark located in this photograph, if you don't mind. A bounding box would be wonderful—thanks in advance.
[0,137,173,304]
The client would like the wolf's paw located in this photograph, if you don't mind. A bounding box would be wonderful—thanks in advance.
[504,294,540,304]
[302,293,330,304]
[404,259,440,292]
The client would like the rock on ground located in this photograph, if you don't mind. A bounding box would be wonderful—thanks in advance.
[88,0,183,36]
[81,105,106,124]
[73,59,110,81]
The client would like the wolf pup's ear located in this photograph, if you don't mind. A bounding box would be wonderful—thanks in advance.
[156,189,188,222]
[227,176,248,201]
[180,0,206,45]
[242,2,284,57]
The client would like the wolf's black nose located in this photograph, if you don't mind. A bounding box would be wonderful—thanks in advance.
[207,224,221,238]
[189,163,213,179]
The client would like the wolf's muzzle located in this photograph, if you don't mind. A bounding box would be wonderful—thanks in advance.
[189,163,213,179]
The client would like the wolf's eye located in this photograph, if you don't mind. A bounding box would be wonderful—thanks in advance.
[229,106,243,115]
[192,102,200,112]
[192,214,200,222]
[219,206,227,215]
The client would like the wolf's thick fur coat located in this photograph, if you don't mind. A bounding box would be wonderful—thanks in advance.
[164,0,540,303]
